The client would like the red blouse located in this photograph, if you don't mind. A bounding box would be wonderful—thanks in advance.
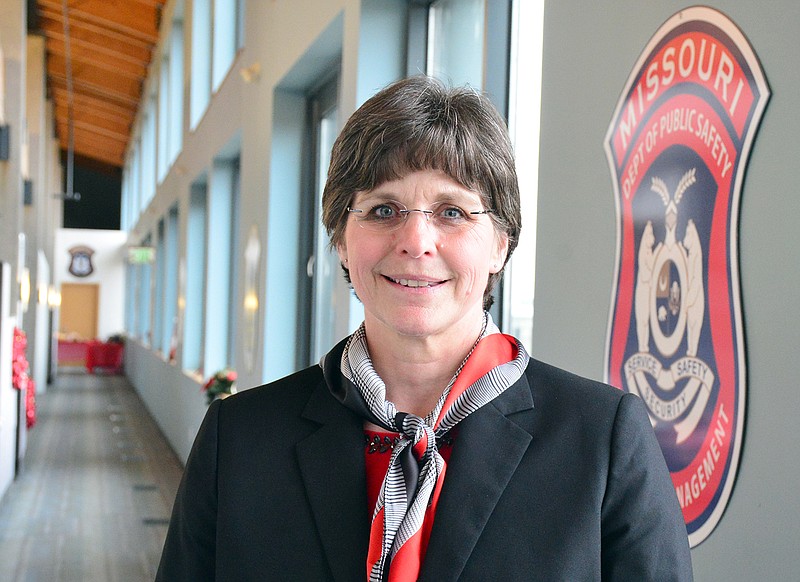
[364,429,454,568]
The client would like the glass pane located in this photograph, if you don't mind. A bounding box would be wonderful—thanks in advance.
[311,106,341,363]
[212,0,236,89]
[504,0,545,350]
[183,182,207,374]
[427,0,485,88]
[190,0,211,128]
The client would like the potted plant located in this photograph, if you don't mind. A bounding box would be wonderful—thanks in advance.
[203,369,237,405]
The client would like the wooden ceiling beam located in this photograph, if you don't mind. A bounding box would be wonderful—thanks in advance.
[71,143,124,167]
[49,73,140,109]
[39,0,160,44]
[43,28,151,70]
[54,102,130,135]
[38,6,155,51]
[46,50,144,84]
[50,76,139,110]
[56,123,126,159]
[57,140,125,168]
[53,96,131,124]
[50,86,136,119]
[59,118,129,143]
[38,12,153,58]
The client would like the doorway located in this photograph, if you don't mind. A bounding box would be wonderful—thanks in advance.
[60,283,99,340]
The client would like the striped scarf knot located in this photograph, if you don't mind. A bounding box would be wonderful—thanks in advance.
[327,312,529,581]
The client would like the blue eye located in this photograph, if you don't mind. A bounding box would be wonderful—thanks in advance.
[436,205,468,221]
[370,203,399,220]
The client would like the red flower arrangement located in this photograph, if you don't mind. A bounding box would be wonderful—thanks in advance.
[203,368,237,405]
[12,327,36,428]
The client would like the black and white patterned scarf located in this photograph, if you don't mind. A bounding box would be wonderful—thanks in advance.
[322,312,529,581]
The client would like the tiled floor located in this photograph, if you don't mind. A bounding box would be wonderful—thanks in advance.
[0,370,184,581]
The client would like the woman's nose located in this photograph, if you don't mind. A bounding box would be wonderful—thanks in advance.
[396,212,437,258]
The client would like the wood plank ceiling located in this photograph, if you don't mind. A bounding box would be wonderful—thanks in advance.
[33,0,165,168]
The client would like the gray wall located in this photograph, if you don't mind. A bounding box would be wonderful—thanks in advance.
[534,2,799,579]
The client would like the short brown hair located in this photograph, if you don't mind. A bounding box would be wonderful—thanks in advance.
[322,76,521,309]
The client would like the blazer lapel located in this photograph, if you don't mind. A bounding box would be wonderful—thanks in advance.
[420,375,534,582]
[296,381,370,582]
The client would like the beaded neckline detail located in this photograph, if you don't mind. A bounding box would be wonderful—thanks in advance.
[364,431,454,454]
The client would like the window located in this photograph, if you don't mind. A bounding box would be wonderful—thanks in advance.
[423,0,512,114]
[126,139,141,221]
[212,0,237,89]
[158,61,169,182]
[427,0,485,88]
[168,4,184,164]
[190,0,211,128]
[125,261,138,335]
[236,0,246,50]
[191,0,242,126]
[228,160,241,360]
[132,141,142,216]
[503,0,544,349]
[307,77,353,363]
[141,95,157,207]
[157,13,184,183]
[298,76,364,366]
[183,178,207,374]
[161,205,179,360]
[204,152,240,373]
[138,234,153,345]
[153,218,166,352]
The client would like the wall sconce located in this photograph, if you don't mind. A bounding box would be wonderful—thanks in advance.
[243,291,259,312]
[19,267,30,313]
[47,285,61,309]
[239,62,261,83]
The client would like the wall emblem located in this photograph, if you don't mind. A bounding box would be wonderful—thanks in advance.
[604,7,769,546]
[68,245,95,278]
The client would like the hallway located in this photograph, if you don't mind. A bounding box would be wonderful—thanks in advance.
[0,371,183,581]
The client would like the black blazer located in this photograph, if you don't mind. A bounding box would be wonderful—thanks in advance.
[157,356,693,581]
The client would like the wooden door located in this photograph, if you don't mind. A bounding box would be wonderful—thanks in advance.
[60,283,99,340]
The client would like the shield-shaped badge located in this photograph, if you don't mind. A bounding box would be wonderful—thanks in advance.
[604,7,769,546]
[68,245,95,278]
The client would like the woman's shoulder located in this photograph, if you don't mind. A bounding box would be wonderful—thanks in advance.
[215,364,327,422]
[524,357,626,409]
[519,356,653,437]
[517,357,657,467]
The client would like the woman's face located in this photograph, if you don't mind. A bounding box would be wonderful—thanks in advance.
[337,169,508,344]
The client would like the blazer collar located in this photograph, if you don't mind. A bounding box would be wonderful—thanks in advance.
[297,376,370,582]
[420,372,534,582]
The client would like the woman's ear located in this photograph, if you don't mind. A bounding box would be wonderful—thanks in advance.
[337,243,348,266]
[490,233,509,274]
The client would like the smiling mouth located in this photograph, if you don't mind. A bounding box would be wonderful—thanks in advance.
[385,276,443,288]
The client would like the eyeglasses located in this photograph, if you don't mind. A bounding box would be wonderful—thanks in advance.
[346,200,493,233]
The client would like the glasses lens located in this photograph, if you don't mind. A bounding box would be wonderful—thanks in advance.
[352,201,405,231]
[430,203,480,233]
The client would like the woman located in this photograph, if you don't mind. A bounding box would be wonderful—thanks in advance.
[157,77,693,581]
